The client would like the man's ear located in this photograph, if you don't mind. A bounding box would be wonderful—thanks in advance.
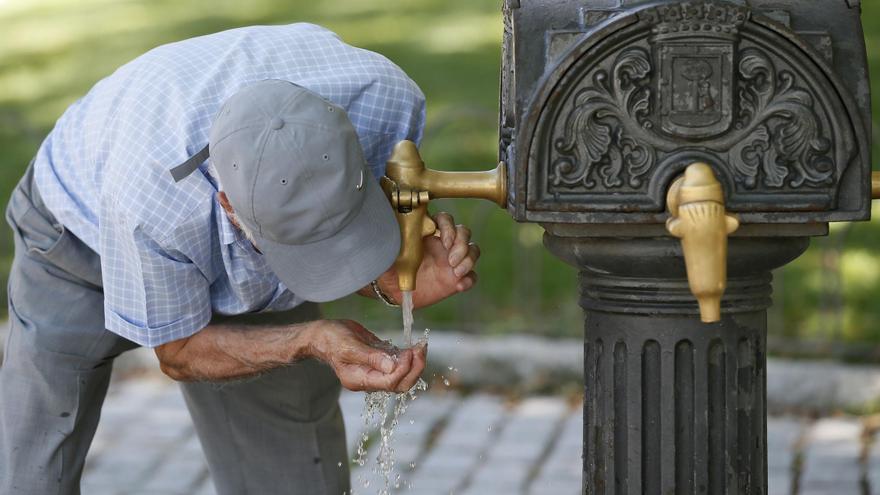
[217,191,235,216]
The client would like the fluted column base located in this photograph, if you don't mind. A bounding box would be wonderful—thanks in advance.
[544,236,809,495]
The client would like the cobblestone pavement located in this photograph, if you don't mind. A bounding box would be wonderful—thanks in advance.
[80,376,880,495]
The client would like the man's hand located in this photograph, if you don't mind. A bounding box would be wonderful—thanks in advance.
[307,320,427,393]
[375,212,480,309]
[155,319,426,393]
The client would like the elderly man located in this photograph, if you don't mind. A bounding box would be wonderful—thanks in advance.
[0,23,480,494]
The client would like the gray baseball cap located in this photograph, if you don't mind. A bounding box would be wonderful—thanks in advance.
[172,79,401,302]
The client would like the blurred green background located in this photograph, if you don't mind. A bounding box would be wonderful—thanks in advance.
[0,0,878,354]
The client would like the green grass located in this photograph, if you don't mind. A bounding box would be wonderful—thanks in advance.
[0,0,878,343]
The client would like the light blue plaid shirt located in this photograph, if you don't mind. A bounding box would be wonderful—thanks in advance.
[33,23,426,347]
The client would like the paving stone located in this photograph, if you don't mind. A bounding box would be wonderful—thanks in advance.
[425,395,506,450]
[868,430,880,493]
[81,445,165,488]
[530,405,582,494]
[391,393,458,466]
[349,392,459,495]
[181,431,206,455]
[80,482,119,495]
[191,478,218,495]
[768,359,880,414]
[528,477,581,495]
[466,397,568,491]
[767,416,803,494]
[79,373,836,494]
[468,462,533,488]
[799,486,863,495]
[139,434,209,493]
[416,444,482,473]
[800,418,864,489]
[340,390,367,453]
[401,474,459,494]
[767,470,792,495]
[407,395,507,491]
[460,477,523,495]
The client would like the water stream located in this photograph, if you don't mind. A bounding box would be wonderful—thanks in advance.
[350,291,426,494]
[401,290,414,347]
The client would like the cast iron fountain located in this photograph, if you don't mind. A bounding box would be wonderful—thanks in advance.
[383,0,873,492]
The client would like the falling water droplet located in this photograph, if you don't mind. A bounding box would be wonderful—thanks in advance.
[401,290,414,346]
[352,372,428,494]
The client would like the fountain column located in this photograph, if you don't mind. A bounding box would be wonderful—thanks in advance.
[545,235,807,493]
[499,0,872,492]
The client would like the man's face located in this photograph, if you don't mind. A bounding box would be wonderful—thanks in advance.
[217,191,260,252]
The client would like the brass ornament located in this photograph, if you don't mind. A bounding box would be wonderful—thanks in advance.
[382,140,507,292]
[666,162,740,323]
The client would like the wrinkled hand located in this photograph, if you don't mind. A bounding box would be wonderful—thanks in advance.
[378,212,480,309]
[307,320,427,393]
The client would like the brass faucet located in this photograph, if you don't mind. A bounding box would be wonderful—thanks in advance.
[381,140,507,292]
[666,163,740,323]
[872,171,880,199]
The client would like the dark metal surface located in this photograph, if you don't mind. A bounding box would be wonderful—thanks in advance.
[502,0,871,226]
[500,1,871,493]
[544,235,809,494]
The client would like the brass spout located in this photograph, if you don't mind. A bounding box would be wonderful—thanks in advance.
[382,140,508,292]
[872,171,880,199]
[666,163,740,323]
[386,141,507,207]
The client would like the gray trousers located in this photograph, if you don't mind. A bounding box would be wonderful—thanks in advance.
[0,165,351,494]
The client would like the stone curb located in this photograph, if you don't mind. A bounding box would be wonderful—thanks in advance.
[3,322,879,414]
[417,331,880,414]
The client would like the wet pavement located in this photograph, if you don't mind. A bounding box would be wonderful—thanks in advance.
[77,374,880,495]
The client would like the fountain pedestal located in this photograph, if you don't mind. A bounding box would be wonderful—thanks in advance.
[545,235,808,493]
[499,1,871,492]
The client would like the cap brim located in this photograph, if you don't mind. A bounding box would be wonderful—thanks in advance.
[256,174,401,303]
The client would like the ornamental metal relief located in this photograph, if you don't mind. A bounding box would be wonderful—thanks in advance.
[541,1,854,212]
[659,42,734,138]
[552,48,656,190]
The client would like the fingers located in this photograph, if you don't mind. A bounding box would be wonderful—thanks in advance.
[433,212,456,249]
[457,271,478,292]
[357,350,412,392]
[448,224,472,267]
[452,243,480,278]
[341,346,397,374]
[337,346,427,393]
[396,344,427,392]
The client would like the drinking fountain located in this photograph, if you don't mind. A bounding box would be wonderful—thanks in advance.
[383,0,873,492]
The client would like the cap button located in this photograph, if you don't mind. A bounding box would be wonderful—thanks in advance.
[270,117,285,130]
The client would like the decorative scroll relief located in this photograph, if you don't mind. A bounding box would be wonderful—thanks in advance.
[552,48,655,190]
[732,49,834,189]
[545,1,850,205]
